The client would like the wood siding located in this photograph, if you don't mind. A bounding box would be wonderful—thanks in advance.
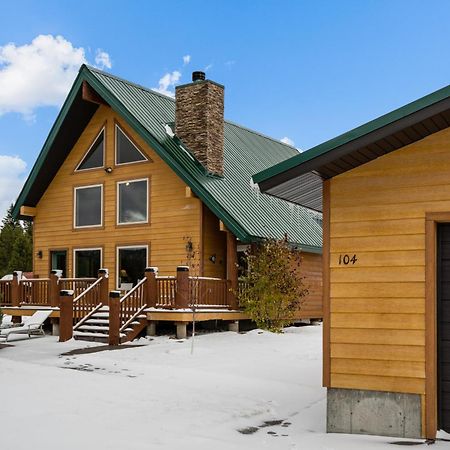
[33,105,202,290]
[202,205,227,279]
[298,252,323,318]
[328,127,450,398]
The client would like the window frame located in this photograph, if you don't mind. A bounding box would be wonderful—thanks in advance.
[73,184,104,229]
[116,178,149,226]
[114,123,148,166]
[116,244,149,290]
[75,126,106,172]
[73,247,103,278]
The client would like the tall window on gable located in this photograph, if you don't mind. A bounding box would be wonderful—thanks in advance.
[74,185,103,228]
[76,129,105,171]
[117,179,148,224]
[115,124,147,164]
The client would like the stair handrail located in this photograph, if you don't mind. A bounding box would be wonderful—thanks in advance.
[120,304,147,333]
[73,303,104,331]
[119,277,146,304]
[73,277,102,303]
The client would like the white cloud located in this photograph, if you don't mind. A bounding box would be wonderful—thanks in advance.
[204,63,213,72]
[0,34,112,119]
[95,49,112,69]
[0,155,27,220]
[281,136,295,147]
[153,70,181,98]
[183,55,191,65]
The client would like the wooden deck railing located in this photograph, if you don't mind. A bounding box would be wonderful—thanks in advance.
[156,276,176,307]
[120,277,147,327]
[20,279,50,306]
[189,277,229,308]
[0,280,12,306]
[60,278,97,299]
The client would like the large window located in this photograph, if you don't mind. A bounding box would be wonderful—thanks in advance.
[117,179,148,225]
[74,248,102,278]
[115,124,147,165]
[76,128,105,171]
[117,246,148,290]
[74,185,103,228]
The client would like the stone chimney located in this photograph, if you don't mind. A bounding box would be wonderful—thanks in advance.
[175,71,225,176]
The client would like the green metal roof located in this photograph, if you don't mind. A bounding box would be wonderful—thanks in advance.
[13,65,322,252]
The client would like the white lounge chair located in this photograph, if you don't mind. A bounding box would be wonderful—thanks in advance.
[0,310,52,342]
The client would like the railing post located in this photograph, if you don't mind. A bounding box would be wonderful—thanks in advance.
[59,289,74,342]
[227,280,238,310]
[98,269,109,305]
[109,291,121,346]
[11,272,21,324]
[175,266,189,309]
[145,267,158,308]
[49,270,61,307]
[11,271,20,307]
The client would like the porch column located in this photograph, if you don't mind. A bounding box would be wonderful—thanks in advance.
[49,270,61,307]
[175,266,190,309]
[226,232,238,309]
[145,267,158,308]
[108,291,121,346]
[59,290,74,342]
[11,271,21,324]
[98,269,109,305]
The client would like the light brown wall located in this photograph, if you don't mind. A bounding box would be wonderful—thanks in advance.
[201,205,227,278]
[297,251,323,318]
[33,105,202,290]
[328,127,450,399]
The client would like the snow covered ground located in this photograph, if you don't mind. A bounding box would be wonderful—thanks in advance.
[1,323,449,449]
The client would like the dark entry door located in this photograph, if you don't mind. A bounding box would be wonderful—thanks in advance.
[437,224,450,432]
[50,250,67,278]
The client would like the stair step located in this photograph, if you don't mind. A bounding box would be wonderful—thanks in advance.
[77,325,109,332]
[85,319,109,325]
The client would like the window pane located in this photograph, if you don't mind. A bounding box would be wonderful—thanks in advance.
[118,247,147,288]
[75,250,101,278]
[78,131,104,170]
[76,186,102,227]
[116,126,146,164]
[118,180,147,223]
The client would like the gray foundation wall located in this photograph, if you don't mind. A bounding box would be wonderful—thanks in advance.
[327,388,421,438]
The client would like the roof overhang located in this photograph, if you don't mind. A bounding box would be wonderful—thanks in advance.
[254,85,450,211]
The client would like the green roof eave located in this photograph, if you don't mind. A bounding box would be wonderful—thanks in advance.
[253,83,450,185]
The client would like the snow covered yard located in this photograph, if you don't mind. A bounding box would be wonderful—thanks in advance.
[1,324,448,449]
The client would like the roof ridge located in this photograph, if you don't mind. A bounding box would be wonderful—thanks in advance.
[84,65,300,154]
[83,64,177,103]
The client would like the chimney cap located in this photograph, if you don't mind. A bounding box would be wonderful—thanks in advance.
[192,71,206,82]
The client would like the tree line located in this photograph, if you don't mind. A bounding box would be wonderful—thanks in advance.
[0,204,33,277]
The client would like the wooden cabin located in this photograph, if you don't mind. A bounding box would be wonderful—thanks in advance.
[255,84,450,440]
[7,66,323,339]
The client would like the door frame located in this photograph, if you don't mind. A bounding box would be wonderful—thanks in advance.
[425,212,450,438]
[48,248,68,277]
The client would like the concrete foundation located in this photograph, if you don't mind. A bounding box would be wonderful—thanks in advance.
[176,322,187,339]
[146,322,156,336]
[228,321,239,332]
[327,388,421,439]
[52,322,60,336]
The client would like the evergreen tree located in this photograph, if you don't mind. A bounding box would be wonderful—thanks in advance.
[0,204,33,276]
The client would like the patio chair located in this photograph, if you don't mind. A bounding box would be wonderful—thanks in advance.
[0,310,52,342]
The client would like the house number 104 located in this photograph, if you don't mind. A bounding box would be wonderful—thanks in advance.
[339,254,358,265]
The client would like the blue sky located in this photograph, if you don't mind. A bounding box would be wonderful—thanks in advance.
[0,0,449,218]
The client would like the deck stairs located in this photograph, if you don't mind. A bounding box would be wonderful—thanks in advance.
[73,306,147,344]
